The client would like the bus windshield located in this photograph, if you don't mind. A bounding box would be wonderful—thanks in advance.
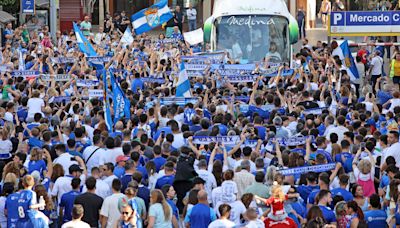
[214,15,289,63]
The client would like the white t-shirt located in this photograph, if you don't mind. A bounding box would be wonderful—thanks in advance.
[53,153,78,175]
[61,220,90,228]
[0,139,12,159]
[215,200,246,225]
[82,178,111,199]
[27,97,44,119]
[103,175,118,189]
[99,148,124,166]
[389,98,400,113]
[172,133,185,149]
[211,187,223,208]
[186,8,197,20]
[370,56,383,75]
[220,180,238,202]
[196,169,217,203]
[208,219,235,228]
[100,193,126,228]
[51,175,86,204]
[354,166,374,182]
[246,219,265,228]
[384,142,400,168]
[83,146,106,172]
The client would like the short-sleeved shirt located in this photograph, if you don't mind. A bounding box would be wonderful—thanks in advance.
[364,209,387,227]
[59,190,81,222]
[80,21,92,36]
[74,192,103,227]
[149,203,172,228]
[318,205,336,223]
[331,188,354,202]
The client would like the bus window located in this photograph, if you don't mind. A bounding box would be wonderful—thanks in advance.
[214,15,289,63]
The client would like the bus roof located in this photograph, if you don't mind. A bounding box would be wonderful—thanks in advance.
[212,0,291,19]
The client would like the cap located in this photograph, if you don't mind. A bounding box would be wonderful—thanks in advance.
[192,176,206,185]
[69,164,83,173]
[116,155,129,163]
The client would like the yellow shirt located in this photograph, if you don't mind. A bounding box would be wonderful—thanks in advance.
[393,60,400,77]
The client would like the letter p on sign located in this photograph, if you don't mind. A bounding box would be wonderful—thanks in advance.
[333,13,343,25]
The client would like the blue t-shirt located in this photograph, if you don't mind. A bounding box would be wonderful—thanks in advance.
[365,209,387,227]
[59,190,81,222]
[28,137,44,150]
[132,78,144,93]
[318,205,336,223]
[335,152,353,173]
[114,166,125,179]
[27,160,47,175]
[331,188,354,202]
[307,189,320,205]
[297,185,319,203]
[136,166,149,182]
[16,190,35,227]
[120,174,133,192]
[316,149,333,163]
[379,174,390,189]
[377,91,392,105]
[184,203,216,228]
[247,105,270,120]
[255,126,266,140]
[155,175,175,189]
[5,192,21,228]
[152,157,167,173]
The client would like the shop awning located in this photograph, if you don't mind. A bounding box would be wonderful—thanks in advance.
[0,11,16,24]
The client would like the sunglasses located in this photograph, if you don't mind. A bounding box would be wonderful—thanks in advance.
[122,212,131,215]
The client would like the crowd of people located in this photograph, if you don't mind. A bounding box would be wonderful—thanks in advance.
[1,6,400,228]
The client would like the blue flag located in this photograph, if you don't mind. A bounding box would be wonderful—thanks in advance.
[340,40,359,79]
[176,62,191,97]
[73,22,97,57]
[110,71,131,124]
[131,0,173,35]
[102,69,113,132]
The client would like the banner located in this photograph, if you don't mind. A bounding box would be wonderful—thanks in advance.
[191,136,240,146]
[51,57,75,64]
[21,0,35,14]
[89,89,103,98]
[195,51,225,64]
[76,79,100,87]
[11,70,40,77]
[159,97,199,106]
[110,73,131,123]
[159,38,180,44]
[211,64,255,76]
[263,69,295,77]
[49,96,71,103]
[222,96,250,102]
[40,74,70,82]
[141,77,166,84]
[278,163,336,176]
[87,56,112,63]
[184,63,209,71]
[239,104,275,114]
[223,75,258,83]
[183,28,204,45]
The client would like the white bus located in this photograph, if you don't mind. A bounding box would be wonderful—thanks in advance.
[203,0,299,63]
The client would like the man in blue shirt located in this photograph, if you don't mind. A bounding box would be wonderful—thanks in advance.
[184,190,216,228]
[331,174,353,202]
[155,162,175,189]
[316,190,336,225]
[5,191,21,228]
[297,172,319,203]
[307,172,330,209]
[152,145,166,173]
[364,194,387,227]
[120,159,135,192]
[131,72,144,93]
[335,140,354,173]
[59,177,81,223]
[315,137,333,163]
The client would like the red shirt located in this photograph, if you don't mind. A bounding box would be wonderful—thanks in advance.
[265,196,288,216]
[264,217,297,228]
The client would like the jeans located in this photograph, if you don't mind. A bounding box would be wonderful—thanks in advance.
[188,19,197,31]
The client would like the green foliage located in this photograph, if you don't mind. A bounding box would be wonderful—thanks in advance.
[0,0,16,6]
